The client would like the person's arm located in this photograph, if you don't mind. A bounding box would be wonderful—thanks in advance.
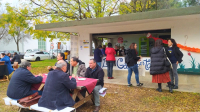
[132,50,140,61]
[97,70,104,86]
[62,74,77,89]
[176,47,183,63]
[11,55,16,62]
[113,48,116,55]
[99,49,103,58]
[1,56,10,62]
[84,68,89,78]
[23,71,43,84]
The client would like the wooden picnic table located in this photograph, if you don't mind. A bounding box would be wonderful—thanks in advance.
[34,74,98,109]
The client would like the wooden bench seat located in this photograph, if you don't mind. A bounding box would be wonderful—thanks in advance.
[3,97,76,112]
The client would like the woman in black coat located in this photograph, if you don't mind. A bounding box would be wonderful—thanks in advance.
[11,52,21,64]
[150,39,173,93]
[167,39,183,89]
[126,43,143,87]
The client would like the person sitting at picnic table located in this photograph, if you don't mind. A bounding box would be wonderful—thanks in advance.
[11,52,21,64]
[68,56,86,77]
[47,53,70,73]
[0,53,14,75]
[7,60,43,99]
[85,59,105,112]
[38,60,77,110]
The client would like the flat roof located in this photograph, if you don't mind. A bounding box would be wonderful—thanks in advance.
[35,6,200,31]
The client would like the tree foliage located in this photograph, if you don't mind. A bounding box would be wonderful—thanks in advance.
[119,0,191,15]
[0,4,33,51]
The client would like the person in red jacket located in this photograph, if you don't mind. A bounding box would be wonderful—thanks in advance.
[105,43,116,79]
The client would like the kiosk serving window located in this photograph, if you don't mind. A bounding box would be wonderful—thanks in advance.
[91,29,171,57]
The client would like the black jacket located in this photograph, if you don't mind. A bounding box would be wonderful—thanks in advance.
[85,65,104,87]
[126,49,140,67]
[150,47,170,75]
[11,54,21,64]
[7,68,43,99]
[38,68,77,110]
[166,46,183,63]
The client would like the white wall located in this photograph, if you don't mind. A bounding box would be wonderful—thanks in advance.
[46,38,71,52]
[24,38,38,52]
[77,18,200,69]
[0,40,23,52]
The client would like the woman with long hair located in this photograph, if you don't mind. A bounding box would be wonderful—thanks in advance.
[105,43,116,79]
[150,39,173,93]
[126,43,143,87]
[167,39,183,89]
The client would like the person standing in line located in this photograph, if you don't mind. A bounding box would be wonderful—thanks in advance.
[167,39,183,89]
[126,43,143,87]
[94,45,103,67]
[105,43,116,79]
[101,45,106,56]
[150,39,173,93]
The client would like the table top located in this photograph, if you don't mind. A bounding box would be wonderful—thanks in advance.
[33,74,98,93]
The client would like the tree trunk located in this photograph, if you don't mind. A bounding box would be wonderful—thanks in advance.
[17,42,19,51]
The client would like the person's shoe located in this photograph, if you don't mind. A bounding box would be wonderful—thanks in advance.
[169,86,173,93]
[137,83,143,87]
[93,106,100,112]
[128,84,133,87]
[108,77,110,79]
[173,86,178,89]
[110,77,114,79]
[156,88,162,92]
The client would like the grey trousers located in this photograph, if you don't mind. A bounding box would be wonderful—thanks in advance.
[93,85,102,106]
[169,63,178,86]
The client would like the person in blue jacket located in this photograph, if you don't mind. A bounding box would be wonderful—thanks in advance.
[94,45,103,67]
[1,53,14,74]
[38,60,77,110]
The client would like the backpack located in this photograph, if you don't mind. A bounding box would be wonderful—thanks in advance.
[125,49,133,64]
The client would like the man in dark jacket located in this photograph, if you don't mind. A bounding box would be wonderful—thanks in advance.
[85,59,104,112]
[11,52,21,64]
[38,60,77,110]
[7,60,43,99]
[94,45,103,67]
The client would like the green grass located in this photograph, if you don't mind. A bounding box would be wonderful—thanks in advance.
[30,59,57,67]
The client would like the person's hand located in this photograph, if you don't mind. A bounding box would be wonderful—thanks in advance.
[38,73,43,77]
[176,61,179,65]
[72,74,75,78]
[47,66,52,70]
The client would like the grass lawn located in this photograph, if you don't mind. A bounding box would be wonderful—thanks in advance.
[1,59,200,112]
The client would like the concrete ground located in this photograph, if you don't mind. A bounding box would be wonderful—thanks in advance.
[103,69,200,93]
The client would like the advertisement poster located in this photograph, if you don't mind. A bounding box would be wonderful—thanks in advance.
[83,40,89,48]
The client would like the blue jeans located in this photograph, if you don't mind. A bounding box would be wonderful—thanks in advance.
[127,64,139,85]
[106,61,114,77]
[97,62,101,67]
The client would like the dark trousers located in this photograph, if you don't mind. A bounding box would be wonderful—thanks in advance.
[106,61,114,77]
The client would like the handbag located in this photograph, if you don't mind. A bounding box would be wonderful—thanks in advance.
[17,92,41,107]
[163,47,172,69]
[138,61,145,76]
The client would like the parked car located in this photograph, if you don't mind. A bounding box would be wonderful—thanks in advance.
[24,51,50,61]
[0,50,24,59]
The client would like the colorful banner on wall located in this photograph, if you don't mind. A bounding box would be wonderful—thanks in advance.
[146,33,168,44]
